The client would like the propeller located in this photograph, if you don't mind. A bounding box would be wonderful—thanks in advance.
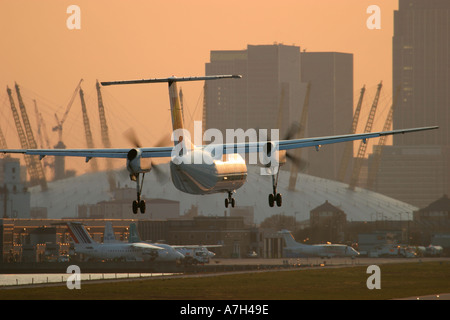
[282,122,309,172]
[123,128,170,183]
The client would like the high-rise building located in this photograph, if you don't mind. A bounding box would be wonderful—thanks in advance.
[204,44,305,140]
[300,52,354,180]
[370,0,450,208]
[393,0,450,147]
[204,45,354,181]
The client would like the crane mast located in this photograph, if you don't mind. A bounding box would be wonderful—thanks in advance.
[7,85,47,190]
[96,80,116,190]
[79,88,98,171]
[337,85,366,183]
[349,82,382,190]
[367,85,401,189]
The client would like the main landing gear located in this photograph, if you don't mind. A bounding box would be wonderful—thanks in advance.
[225,191,236,208]
[131,173,146,214]
[268,168,282,207]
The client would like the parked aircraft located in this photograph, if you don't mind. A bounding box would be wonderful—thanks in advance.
[127,223,217,264]
[279,229,359,259]
[1,75,438,213]
[125,223,185,263]
[63,222,163,262]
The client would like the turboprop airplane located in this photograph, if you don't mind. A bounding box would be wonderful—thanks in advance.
[1,75,438,214]
[279,229,360,259]
[62,222,163,262]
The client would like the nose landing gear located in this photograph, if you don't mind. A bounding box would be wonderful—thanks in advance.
[225,191,236,208]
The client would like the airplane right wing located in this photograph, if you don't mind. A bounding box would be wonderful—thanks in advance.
[218,126,439,154]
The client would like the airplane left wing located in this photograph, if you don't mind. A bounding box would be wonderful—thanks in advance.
[0,146,173,161]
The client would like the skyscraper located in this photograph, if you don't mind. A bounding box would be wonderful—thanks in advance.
[300,52,354,180]
[204,45,354,181]
[393,0,450,147]
[370,0,450,208]
[204,44,305,139]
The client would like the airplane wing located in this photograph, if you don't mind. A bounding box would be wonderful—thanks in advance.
[0,126,438,159]
[0,146,173,160]
[219,126,439,154]
[131,242,164,250]
[171,245,223,248]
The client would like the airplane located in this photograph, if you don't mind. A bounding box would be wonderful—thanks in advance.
[126,223,185,263]
[127,222,217,264]
[1,75,438,214]
[279,229,360,259]
[62,221,164,262]
[173,245,219,264]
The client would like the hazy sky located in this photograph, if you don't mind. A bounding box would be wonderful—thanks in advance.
[0,0,398,173]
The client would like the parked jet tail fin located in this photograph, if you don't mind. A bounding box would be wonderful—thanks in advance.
[103,222,117,243]
[128,223,141,243]
[279,229,302,247]
[66,222,96,244]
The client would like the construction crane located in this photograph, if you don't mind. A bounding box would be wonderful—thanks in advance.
[96,80,116,191]
[0,125,7,151]
[367,85,401,190]
[53,79,83,144]
[14,83,48,190]
[52,79,83,180]
[288,82,311,191]
[337,85,366,183]
[7,85,47,190]
[349,82,383,190]
[34,100,53,178]
[79,87,98,172]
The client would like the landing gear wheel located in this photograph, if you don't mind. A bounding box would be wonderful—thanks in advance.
[139,200,146,213]
[132,200,139,214]
[276,193,282,207]
[268,166,282,208]
[225,191,236,208]
[268,194,274,207]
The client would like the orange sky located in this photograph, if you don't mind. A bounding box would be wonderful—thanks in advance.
[0,0,398,174]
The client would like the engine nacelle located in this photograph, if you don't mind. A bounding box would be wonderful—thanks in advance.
[260,141,286,167]
[126,148,150,177]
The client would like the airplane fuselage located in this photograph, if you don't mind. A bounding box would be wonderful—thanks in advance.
[284,244,359,259]
[74,243,156,261]
[170,149,247,195]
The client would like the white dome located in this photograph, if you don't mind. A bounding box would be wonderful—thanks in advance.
[29,164,417,223]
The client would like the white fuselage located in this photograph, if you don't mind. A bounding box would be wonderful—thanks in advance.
[75,243,184,262]
[170,149,247,195]
[74,243,154,261]
[284,244,360,258]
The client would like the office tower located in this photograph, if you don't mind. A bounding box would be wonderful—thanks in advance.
[300,52,354,180]
[393,0,450,147]
[204,45,354,181]
[204,44,304,139]
[371,0,450,208]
